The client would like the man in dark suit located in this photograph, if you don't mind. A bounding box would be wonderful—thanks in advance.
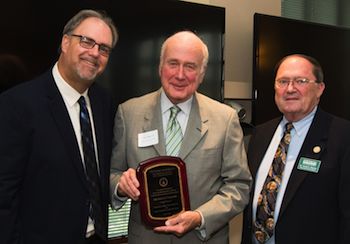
[242,54,350,244]
[0,9,118,244]
[110,31,252,244]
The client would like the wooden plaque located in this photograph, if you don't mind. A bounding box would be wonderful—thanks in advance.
[136,156,190,227]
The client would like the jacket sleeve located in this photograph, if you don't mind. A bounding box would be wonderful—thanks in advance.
[196,109,252,240]
[0,93,30,244]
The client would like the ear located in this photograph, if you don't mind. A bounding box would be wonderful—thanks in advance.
[60,35,70,53]
[158,63,162,77]
[199,66,207,84]
[316,82,325,98]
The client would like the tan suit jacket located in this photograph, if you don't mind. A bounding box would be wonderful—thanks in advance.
[110,89,251,244]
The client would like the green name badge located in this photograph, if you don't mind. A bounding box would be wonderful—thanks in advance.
[297,157,321,173]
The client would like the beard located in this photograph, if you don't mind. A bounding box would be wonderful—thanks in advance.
[75,59,101,82]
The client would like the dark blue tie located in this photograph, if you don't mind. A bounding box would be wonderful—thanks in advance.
[78,96,105,239]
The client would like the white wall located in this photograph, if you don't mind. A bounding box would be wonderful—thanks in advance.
[183,0,281,99]
[181,1,281,243]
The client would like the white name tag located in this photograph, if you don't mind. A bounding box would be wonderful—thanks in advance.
[138,130,159,147]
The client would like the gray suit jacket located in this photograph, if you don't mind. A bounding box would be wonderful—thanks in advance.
[110,89,251,244]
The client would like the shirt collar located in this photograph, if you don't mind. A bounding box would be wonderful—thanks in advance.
[52,62,89,107]
[160,89,193,116]
[282,106,317,136]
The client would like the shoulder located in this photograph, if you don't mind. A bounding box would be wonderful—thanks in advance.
[324,111,350,135]
[120,90,159,111]
[250,117,281,141]
[0,71,54,126]
[314,108,350,132]
[195,92,234,114]
[0,70,52,104]
[255,117,281,130]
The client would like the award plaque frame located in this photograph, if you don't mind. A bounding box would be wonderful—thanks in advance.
[136,156,190,227]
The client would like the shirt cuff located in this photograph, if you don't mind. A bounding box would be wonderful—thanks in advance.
[111,183,129,209]
[194,210,207,238]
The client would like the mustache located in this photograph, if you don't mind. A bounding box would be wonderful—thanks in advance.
[81,56,99,67]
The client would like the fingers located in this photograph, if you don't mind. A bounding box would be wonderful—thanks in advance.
[117,168,140,201]
[153,211,202,236]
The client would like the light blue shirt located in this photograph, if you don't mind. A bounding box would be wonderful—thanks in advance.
[160,90,207,236]
[252,106,317,244]
[160,89,192,138]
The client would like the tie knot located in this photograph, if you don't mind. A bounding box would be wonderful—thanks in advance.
[78,96,86,107]
[285,122,293,133]
[169,106,181,119]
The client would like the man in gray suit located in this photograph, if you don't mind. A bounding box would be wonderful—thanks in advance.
[110,31,251,244]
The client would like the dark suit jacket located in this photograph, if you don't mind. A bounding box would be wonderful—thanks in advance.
[0,70,115,244]
[242,108,350,244]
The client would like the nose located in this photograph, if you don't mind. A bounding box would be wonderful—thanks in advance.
[286,80,296,91]
[89,44,100,57]
[175,65,185,79]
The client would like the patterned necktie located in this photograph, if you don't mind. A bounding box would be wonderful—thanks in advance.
[78,96,106,239]
[165,106,183,156]
[254,122,293,244]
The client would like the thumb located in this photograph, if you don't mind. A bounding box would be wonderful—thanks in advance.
[165,215,180,226]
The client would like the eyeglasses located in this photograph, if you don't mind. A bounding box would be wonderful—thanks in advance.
[69,34,112,57]
[275,77,318,88]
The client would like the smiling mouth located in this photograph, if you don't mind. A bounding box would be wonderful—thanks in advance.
[81,57,98,67]
[172,83,187,89]
[285,97,299,100]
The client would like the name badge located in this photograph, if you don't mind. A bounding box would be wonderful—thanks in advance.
[138,130,159,147]
[297,157,321,173]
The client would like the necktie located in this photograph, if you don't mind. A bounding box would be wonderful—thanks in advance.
[78,96,106,239]
[254,122,293,243]
[165,106,183,156]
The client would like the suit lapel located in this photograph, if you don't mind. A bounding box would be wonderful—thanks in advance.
[279,109,330,217]
[143,90,165,156]
[46,74,89,189]
[180,94,208,160]
[249,118,281,178]
[89,88,106,181]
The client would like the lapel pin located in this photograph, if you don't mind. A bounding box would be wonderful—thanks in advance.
[313,146,321,154]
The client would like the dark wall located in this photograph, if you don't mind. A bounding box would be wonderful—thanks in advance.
[1,0,225,105]
[252,13,350,125]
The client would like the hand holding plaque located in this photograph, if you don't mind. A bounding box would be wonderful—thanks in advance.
[136,156,190,227]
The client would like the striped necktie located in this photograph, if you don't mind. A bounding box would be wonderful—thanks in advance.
[254,122,293,243]
[78,96,106,239]
[165,106,183,156]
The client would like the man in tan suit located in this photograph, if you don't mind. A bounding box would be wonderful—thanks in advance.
[110,31,251,244]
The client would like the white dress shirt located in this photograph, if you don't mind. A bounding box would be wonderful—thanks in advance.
[52,62,99,237]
